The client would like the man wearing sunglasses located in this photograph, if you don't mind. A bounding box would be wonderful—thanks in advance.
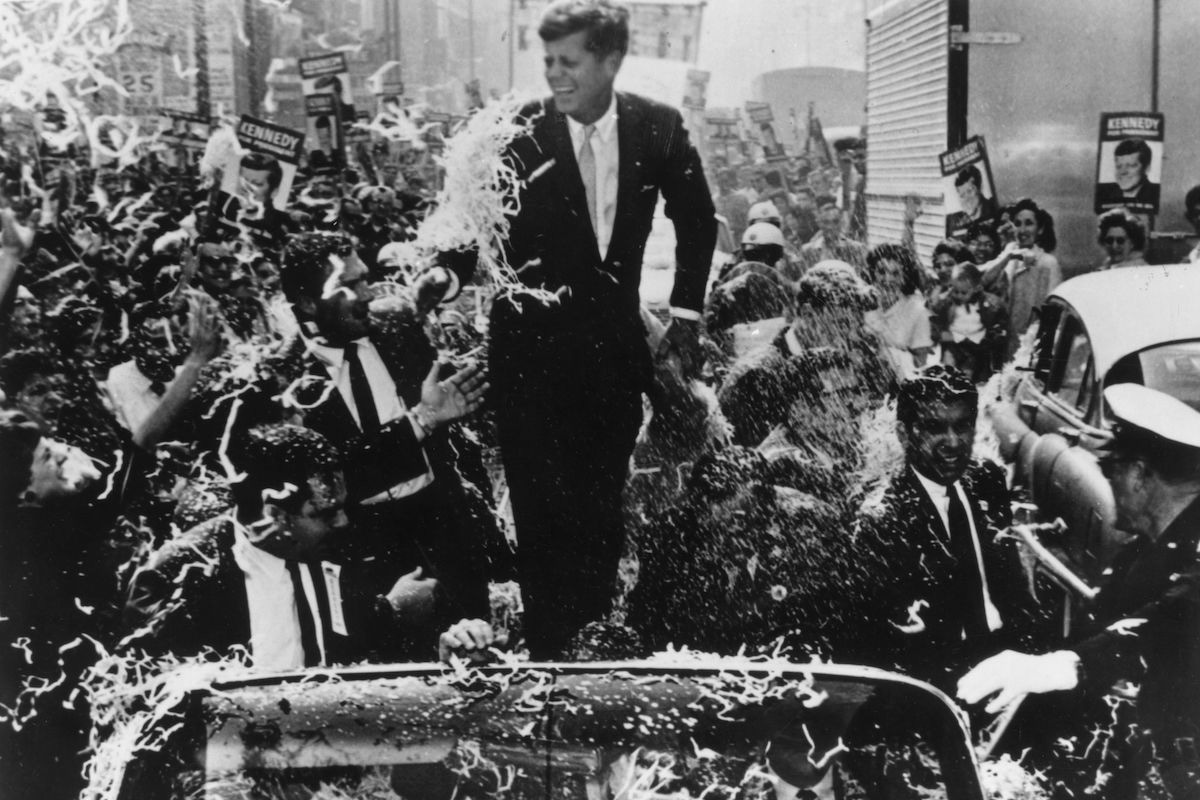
[959,383,1200,799]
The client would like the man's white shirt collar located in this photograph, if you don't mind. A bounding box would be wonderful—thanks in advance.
[305,335,371,375]
[566,92,618,147]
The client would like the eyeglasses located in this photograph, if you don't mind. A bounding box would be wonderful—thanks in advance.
[1103,236,1128,246]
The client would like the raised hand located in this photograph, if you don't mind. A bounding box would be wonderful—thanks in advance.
[415,360,490,430]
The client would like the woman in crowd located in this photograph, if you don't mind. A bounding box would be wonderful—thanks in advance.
[863,244,933,380]
[1095,208,1148,270]
[965,219,1000,266]
[988,197,1062,356]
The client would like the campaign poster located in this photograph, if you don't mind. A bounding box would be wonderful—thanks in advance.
[300,53,354,173]
[1094,112,1164,215]
[939,136,998,240]
[219,115,304,212]
[159,109,209,150]
[682,69,709,111]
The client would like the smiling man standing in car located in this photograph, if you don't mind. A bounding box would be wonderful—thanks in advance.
[426,0,716,658]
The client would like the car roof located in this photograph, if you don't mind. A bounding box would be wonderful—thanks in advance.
[1050,263,1200,378]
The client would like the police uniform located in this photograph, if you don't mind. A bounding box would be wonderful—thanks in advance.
[1070,384,1200,797]
[968,385,1200,798]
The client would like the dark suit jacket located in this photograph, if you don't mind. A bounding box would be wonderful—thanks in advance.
[500,92,714,313]
[273,333,434,505]
[446,92,717,401]
[1073,494,1200,747]
[121,516,403,663]
[1095,180,1160,214]
[855,461,1038,684]
[265,331,494,621]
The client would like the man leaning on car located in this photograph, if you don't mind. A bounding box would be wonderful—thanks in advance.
[959,384,1200,800]
[122,424,494,669]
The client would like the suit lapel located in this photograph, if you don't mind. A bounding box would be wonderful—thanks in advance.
[901,467,947,534]
[541,102,601,264]
[299,357,359,440]
[608,92,643,268]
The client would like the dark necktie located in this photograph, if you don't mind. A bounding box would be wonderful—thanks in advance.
[947,487,990,638]
[287,560,336,667]
[344,342,380,433]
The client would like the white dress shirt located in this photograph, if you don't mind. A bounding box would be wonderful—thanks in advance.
[564,93,699,323]
[104,359,177,433]
[949,303,986,344]
[307,337,408,429]
[230,519,307,670]
[566,93,619,261]
[911,468,1003,633]
[304,335,434,504]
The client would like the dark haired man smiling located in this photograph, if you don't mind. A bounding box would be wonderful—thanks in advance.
[426,0,716,657]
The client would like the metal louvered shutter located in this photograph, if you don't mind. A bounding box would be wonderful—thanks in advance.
[865,0,949,262]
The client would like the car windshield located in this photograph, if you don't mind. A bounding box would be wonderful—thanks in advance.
[121,665,982,800]
[1107,341,1200,414]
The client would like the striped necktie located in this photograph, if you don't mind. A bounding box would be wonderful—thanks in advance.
[286,560,333,667]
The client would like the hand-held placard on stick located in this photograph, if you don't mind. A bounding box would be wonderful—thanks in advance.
[1094,112,1164,216]
[939,136,998,241]
[300,53,355,177]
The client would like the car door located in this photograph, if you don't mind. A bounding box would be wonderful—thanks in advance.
[1025,306,1118,583]
[1030,307,1098,440]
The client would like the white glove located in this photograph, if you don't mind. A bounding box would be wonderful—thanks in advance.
[956,650,1080,714]
[438,618,496,664]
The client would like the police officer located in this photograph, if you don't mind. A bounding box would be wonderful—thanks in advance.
[958,383,1200,799]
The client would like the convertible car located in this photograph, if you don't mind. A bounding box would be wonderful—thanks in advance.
[988,264,1200,585]
[108,658,992,800]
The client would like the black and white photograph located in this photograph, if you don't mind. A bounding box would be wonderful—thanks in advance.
[1094,111,1165,216]
[1,2,1199,799]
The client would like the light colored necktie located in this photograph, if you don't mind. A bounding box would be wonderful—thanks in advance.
[578,124,597,234]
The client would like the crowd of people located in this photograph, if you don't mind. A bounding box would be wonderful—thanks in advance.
[1,0,1199,798]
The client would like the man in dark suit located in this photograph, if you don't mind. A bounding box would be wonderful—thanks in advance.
[274,232,495,655]
[959,384,1200,799]
[123,424,493,667]
[1095,137,1161,214]
[855,366,1039,689]
[432,0,716,657]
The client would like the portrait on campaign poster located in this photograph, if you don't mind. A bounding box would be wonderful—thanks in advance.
[1094,112,1164,215]
[159,110,209,151]
[300,53,354,175]
[218,116,303,212]
[207,116,304,248]
[939,136,998,240]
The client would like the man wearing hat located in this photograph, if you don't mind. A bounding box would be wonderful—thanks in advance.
[958,383,1200,798]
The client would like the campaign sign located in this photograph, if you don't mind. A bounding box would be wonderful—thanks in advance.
[300,53,354,171]
[939,136,998,240]
[160,109,209,150]
[1094,111,1164,215]
[744,101,774,124]
[220,115,303,211]
[683,69,709,111]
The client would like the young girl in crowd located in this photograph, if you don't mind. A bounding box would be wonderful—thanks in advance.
[864,244,933,381]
